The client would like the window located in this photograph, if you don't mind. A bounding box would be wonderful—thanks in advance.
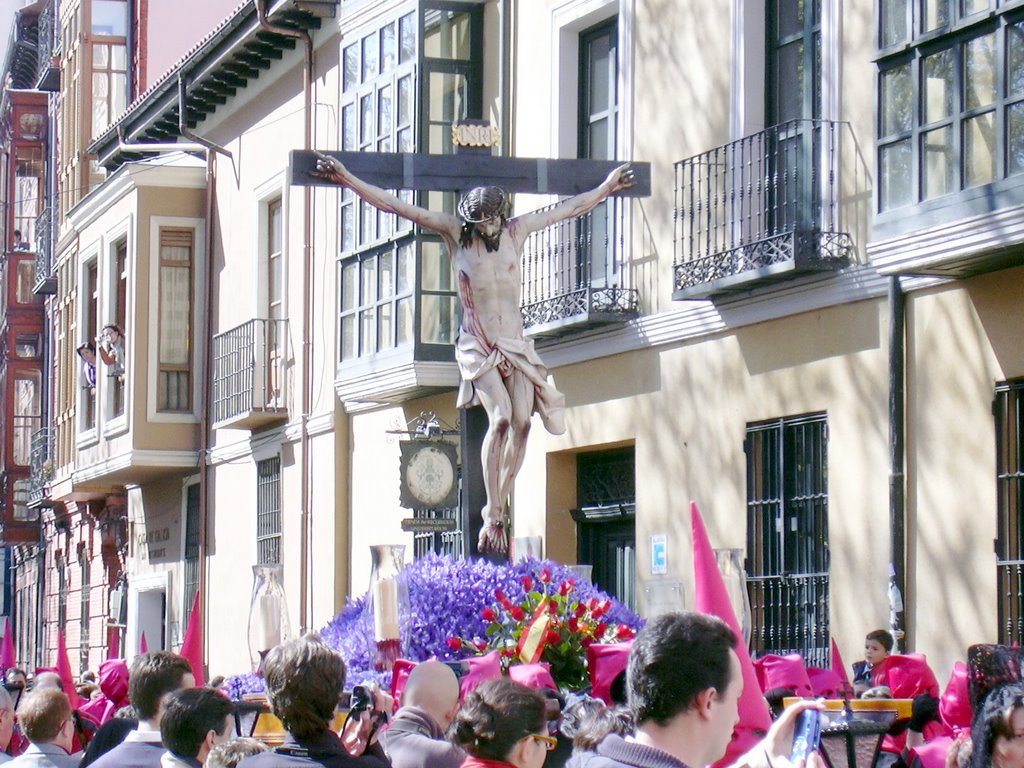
[745,414,830,666]
[256,457,282,565]
[14,333,41,359]
[15,259,36,304]
[90,1,128,138]
[266,200,284,404]
[80,549,90,672]
[11,480,36,522]
[111,238,127,418]
[996,379,1024,645]
[12,370,41,466]
[82,260,99,431]
[183,484,200,622]
[56,553,67,629]
[157,228,194,412]
[339,243,417,360]
[877,4,1024,213]
[14,147,43,245]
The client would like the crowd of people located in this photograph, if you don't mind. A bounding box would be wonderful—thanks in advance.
[0,619,1018,768]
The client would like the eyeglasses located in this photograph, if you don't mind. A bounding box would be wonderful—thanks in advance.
[530,734,558,752]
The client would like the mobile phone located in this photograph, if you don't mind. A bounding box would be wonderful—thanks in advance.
[790,709,822,763]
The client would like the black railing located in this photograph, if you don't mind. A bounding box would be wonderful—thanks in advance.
[27,427,53,508]
[998,560,1024,646]
[521,196,638,332]
[674,119,852,296]
[211,319,289,426]
[747,571,830,668]
[33,205,55,294]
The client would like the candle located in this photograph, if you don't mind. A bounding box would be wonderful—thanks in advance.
[372,578,399,640]
[253,593,282,652]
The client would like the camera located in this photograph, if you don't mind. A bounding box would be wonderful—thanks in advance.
[346,684,374,713]
[790,709,822,762]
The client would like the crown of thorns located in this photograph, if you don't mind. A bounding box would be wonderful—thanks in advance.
[457,186,510,223]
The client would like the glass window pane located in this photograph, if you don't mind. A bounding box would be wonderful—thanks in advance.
[880,139,913,210]
[588,118,610,162]
[342,204,355,252]
[922,0,949,32]
[378,85,392,137]
[380,251,395,299]
[399,13,416,63]
[775,41,805,124]
[420,240,452,291]
[379,302,394,350]
[398,75,412,126]
[965,33,996,110]
[342,261,358,310]
[93,44,109,68]
[880,0,908,47]
[398,128,413,153]
[343,45,359,92]
[420,295,457,344]
[111,44,127,69]
[92,0,127,35]
[360,308,376,353]
[397,298,413,345]
[965,111,996,187]
[361,199,375,244]
[587,34,611,115]
[360,259,376,304]
[381,24,396,72]
[427,72,467,122]
[341,315,356,360]
[1009,23,1024,98]
[423,10,471,60]
[1008,103,1024,177]
[342,104,355,151]
[360,94,373,146]
[962,0,991,15]
[777,0,804,39]
[881,64,912,137]
[923,49,952,124]
[922,126,953,199]
[362,33,378,81]
[397,243,414,293]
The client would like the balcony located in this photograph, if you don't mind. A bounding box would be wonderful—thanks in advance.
[33,1,59,93]
[673,119,852,301]
[521,197,639,337]
[33,206,55,295]
[28,427,53,509]
[212,319,290,430]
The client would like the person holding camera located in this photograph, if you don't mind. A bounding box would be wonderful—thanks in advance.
[382,662,464,768]
[236,634,390,768]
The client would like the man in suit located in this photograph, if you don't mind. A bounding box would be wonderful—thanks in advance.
[7,689,79,767]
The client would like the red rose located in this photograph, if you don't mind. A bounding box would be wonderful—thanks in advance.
[586,597,599,611]
[547,601,558,614]
[615,624,634,639]
[558,580,574,596]
[481,607,497,622]
[501,648,516,658]
[574,603,587,618]
[539,567,552,584]
[510,606,525,621]
[545,630,560,645]
[595,622,608,637]
[447,637,463,650]
[580,636,594,648]
[600,599,613,614]
[567,617,579,632]
[494,589,512,609]
[474,639,488,652]
[521,576,534,591]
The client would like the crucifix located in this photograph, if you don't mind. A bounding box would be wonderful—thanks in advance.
[291,128,650,558]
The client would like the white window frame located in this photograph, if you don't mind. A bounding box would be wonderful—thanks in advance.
[103,214,133,436]
[77,243,101,447]
[147,216,205,423]
[254,173,287,324]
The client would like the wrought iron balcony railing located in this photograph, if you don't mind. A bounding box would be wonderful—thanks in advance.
[33,205,55,294]
[521,196,639,336]
[674,119,853,300]
[212,319,289,429]
[748,571,830,668]
[28,427,53,508]
[34,0,59,92]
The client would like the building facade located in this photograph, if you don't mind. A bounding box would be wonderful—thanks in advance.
[1,0,1022,686]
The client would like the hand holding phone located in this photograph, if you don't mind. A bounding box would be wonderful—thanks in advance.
[789,709,822,763]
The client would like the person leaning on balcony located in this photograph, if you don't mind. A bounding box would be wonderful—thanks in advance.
[6,689,79,768]
[382,662,464,768]
[236,634,391,768]
[86,652,194,768]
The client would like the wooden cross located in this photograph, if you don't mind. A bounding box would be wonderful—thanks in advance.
[290,141,651,561]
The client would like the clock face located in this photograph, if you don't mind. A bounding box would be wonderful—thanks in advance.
[405,444,456,508]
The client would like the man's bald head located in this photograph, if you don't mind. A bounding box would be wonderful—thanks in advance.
[32,672,63,692]
[401,662,461,729]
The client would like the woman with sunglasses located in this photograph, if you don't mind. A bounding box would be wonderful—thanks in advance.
[450,679,557,768]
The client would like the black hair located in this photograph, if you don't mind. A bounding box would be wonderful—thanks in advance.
[263,634,346,741]
[128,652,193,720]
[866,629,895,653]
[627,611,737,727]
[450,678,547,761]
[160,687,234,760]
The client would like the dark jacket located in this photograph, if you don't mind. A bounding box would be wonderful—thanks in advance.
[382,707,463,768]
[238,730,391,768]
[572,735,689,768]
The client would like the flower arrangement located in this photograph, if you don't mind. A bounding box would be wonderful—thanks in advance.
[222,554,643,698]
[446,565,637,691]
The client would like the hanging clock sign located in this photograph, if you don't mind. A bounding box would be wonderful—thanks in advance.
[399,439,458,510]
